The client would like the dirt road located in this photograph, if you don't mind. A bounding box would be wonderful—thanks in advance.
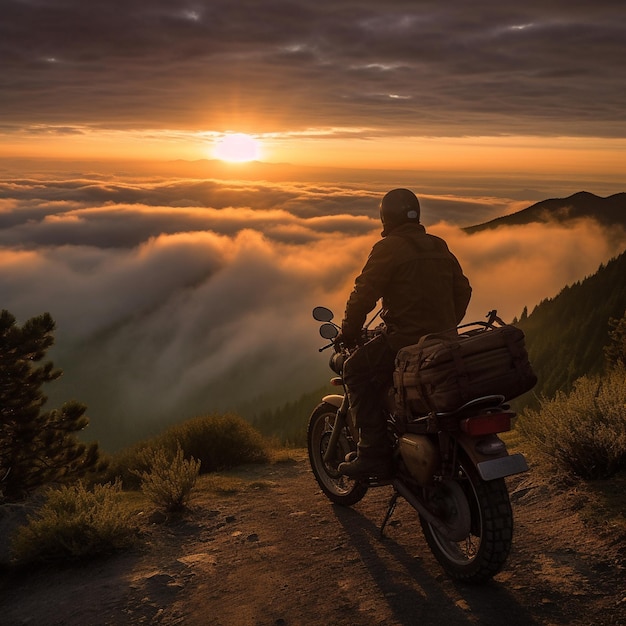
[1,454,625,625]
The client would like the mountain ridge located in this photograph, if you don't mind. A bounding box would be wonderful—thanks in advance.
[465,191,626,233]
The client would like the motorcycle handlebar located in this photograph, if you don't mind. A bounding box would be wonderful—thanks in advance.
[314,306,385,353]
[326,326,381,353]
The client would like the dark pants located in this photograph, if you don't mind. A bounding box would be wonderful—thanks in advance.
[342,334,396,457]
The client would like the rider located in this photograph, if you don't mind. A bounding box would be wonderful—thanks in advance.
[337,188,472,479]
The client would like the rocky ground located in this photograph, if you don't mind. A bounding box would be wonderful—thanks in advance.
[1,452,625,626]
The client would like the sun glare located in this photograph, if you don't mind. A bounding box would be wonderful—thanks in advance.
[214,133,261,162]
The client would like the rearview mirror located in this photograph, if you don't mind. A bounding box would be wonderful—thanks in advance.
[319,323,339,340]
[312,306,334,322]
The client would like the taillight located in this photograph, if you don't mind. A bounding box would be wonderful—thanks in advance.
[460,412,512,436]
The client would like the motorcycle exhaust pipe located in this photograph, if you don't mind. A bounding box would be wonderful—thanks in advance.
[391,478,470,542]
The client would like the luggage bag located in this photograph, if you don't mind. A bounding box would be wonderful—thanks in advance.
[393,320,537,415]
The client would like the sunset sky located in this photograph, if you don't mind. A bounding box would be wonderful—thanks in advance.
[2,1,625,447]
[1,0,625,181]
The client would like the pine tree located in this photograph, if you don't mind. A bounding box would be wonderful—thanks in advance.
[0,310,102,502]
[604,309,626,368]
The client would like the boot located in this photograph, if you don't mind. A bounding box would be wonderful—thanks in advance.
[338,445,393,479]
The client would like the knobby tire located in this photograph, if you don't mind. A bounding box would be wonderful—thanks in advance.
[419,453,513,583]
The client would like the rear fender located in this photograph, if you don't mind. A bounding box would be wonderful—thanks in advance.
[454,432,529,481]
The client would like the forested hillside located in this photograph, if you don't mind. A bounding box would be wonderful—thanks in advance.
[254,250,626,444]
[252,384,334,447]
[514,249,626,405]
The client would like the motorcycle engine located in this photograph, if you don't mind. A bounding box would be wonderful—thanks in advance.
[398,434,440,486]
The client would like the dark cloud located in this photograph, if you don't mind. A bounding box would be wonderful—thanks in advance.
[1,1,624,137]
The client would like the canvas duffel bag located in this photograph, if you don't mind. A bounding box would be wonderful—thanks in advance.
[393,319,537,415]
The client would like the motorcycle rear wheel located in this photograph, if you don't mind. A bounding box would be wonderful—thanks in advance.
[419,453,513,583]
[307,402,368,506]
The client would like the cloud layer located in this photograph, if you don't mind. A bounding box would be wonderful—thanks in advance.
[2,170,624,449]
[1,1,625,138]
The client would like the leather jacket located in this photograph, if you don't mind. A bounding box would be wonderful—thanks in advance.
[342,222,472,351]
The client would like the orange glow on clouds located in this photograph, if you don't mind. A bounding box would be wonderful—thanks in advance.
[2,167,624,450]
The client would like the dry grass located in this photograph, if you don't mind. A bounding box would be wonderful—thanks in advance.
[102,412,270,489]
[518,366,626,479]
[133,443,201,512]
[10,480,139,564]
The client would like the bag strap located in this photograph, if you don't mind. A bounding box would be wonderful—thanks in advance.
[448,342,471,402]
[485,309,506,327]
[416,329,458,347]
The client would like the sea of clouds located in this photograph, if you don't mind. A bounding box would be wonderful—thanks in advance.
[2,166,624,449]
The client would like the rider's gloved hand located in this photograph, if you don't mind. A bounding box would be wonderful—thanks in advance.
[334,332,357,349]
[336,322,360,349]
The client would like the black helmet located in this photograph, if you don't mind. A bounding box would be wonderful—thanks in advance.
[380,188,421,236]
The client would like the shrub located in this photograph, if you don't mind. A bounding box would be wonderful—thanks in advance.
[160,412,270,471]
[10,480,138,564]
[103,412,269,489]
[519,366,626,479]
[134,443,200,512]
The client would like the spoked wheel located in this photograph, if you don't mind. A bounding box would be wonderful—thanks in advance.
[419,453,513,583]
[307,402,368,506]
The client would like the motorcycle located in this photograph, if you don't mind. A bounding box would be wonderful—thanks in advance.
[307,306,530,584]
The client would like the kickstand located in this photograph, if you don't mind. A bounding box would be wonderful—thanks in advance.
[379,491,399,538]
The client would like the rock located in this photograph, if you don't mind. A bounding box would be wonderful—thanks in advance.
[148,510,167,524]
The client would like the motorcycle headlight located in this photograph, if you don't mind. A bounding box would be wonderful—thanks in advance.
[329,352,346,375]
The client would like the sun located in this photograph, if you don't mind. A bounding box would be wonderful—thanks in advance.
[214,133,261,162]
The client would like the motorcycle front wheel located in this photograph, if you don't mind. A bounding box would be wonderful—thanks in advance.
[307,401,368,506]
[419,453,513,584]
